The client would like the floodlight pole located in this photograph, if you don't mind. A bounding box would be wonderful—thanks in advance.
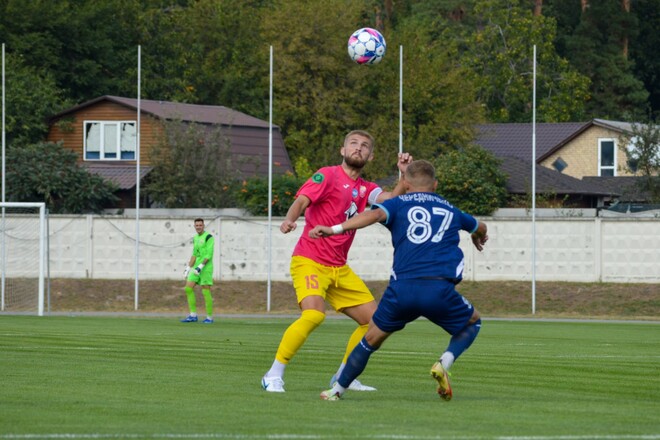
[1,43,6,311]
[532,45,537,315]
[267,45,273,312]
[399,45,403,161]
[134,45,141,311]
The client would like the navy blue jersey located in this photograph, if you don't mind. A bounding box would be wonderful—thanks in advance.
[374,192,478,281]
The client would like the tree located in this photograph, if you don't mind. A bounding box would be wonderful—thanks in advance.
[388,8,484,161]
[138,0,270,117]
[433,146,508,215]
[562,0,648,119]
[0,0,144,103]
[172,0,270,116]
[2,53,69,146]
[260,0,486,182]
[459,0,590,123]
[145,120,243,208]
[629,0,660,118]
[5,142,118,213]
[620,119,660,202]
[260,0,379,173]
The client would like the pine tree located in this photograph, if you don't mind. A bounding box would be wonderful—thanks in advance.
[563,1,648,119]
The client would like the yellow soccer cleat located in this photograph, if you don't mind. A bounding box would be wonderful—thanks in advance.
[430,362,453,401]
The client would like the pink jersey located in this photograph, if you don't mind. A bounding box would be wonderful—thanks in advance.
[293,165,382,266]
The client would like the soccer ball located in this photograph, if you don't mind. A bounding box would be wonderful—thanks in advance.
[347,28,386,65]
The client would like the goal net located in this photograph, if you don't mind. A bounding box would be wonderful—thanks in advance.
[0,202,48,316]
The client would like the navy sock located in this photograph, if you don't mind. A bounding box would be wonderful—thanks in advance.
[446,318,481,360]
[338,337,377,388]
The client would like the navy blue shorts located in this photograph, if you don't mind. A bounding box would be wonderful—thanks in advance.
[372,278,475,336]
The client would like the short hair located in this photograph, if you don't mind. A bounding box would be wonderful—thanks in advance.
[344,130,375,150]
[405,160,436,188]
[194,218,204,224]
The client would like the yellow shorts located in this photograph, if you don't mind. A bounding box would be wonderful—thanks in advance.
[290,255,375,312]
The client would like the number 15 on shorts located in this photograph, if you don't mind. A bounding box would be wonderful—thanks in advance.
[305,274,319,289]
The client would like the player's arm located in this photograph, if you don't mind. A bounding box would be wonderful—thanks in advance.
[280,195,311,234]
[183,253,196,278]
[309,208,387,238]
[470,221,489,252]
[375,152,413,203]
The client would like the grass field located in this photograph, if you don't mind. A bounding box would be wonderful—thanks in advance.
[1,315,659,440]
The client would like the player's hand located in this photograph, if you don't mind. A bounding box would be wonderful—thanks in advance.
[397,152,413,173]
[280,220,297,234]
[183,266,191,278]
[471,233,488,252]
[309,225,333,239]
[194,263,205,274]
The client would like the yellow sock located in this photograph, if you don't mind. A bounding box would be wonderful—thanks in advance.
[275,309,325,364]
[342,323,369,364]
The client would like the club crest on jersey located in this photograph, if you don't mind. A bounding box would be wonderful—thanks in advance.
[345,202,358,219]
[312,173,324,183]
[360,186,366,198]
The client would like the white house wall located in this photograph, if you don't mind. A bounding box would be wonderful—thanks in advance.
[34,215,660,283]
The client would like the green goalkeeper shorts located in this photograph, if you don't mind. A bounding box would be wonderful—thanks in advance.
[187,263,214,286]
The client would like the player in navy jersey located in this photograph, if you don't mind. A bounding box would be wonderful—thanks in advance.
[309,159,488,401]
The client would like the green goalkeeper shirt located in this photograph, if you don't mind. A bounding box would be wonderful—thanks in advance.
[192,231,214,266]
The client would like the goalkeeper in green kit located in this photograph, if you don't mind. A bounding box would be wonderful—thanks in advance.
[181,218,215,323]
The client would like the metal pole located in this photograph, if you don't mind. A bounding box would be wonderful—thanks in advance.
[267,45,273,312]
[38,204,45,316]
[532,45,537,315]
[1,43,6,311]
[134,45,141,311]
[399,45,403,176]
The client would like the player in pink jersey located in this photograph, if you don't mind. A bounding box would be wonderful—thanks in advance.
[262,130,412,393]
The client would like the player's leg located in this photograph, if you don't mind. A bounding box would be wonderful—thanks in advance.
[199,264,214,323]
[440,308,481,370]
[321,321,391,400]
[181,280,198,322]
[201,286,213,323]
[327,265,378,391]
[424,280,481,400]
[262,257,330,392]
[322,282,408,400]
[431,309,480,401]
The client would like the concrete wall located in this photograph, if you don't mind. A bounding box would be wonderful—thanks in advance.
[40,214,660,283]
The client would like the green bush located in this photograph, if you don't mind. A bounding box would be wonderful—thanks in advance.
[6,142,118,213]
[235,173,306,216]
[433,146,508,216]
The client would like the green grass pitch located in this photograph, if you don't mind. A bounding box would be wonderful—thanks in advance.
[0,315,658,439]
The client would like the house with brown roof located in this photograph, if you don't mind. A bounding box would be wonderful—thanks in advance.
[475,119,654,208]
[47,96,293,208]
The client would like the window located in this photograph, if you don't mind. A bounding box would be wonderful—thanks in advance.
[552,157,568,173]
[598,139,616,177]
[84,121,137,160]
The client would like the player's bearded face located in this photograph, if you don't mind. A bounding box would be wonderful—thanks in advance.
[343,135,373,169]
[344,152,369,168]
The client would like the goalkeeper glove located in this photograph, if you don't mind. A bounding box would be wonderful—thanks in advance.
[183,266,191,278]
[194,263,205,275]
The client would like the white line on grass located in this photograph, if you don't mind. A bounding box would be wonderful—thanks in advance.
[2,434,659,440]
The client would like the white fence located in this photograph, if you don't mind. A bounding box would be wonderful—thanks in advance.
[42,213,660,283]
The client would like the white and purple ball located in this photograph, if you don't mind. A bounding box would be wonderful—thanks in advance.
[347,28,386,65]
